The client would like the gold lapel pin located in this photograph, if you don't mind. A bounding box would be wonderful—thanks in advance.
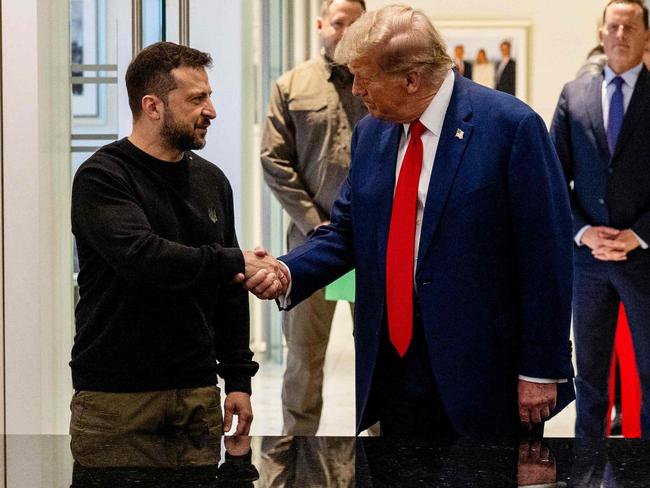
[455,128,464,140]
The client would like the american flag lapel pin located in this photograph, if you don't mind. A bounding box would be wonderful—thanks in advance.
[455,128,464,140]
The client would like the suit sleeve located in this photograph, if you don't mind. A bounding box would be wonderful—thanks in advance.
[71,166,244,290]
[214,187,258,394]
[260,81,326,235]
[550,85,592,236]
[509,112,574,379]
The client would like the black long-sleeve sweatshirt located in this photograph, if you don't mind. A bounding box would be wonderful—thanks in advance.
[71,138,258,394]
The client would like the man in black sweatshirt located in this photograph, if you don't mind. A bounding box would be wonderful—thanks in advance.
[70,42,284,438]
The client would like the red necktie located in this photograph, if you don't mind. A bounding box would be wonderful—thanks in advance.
[386,119,426,357]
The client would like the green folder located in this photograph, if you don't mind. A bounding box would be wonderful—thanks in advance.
[325,270,356,302]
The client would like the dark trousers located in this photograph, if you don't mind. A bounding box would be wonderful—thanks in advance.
[372,305,544,440]
[573,258,650,438]
[374,303,456,438]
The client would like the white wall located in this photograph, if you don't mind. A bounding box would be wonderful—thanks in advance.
[2,0,73,434]
[366,0,605,123]
[189,0,251,239]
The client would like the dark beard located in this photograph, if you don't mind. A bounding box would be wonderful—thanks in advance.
[160,105,205,152]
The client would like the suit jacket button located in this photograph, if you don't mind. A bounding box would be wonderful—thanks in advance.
[598,198,605,205]
[608,167,614,174]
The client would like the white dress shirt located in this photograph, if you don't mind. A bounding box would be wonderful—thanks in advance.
[496,56,510,82]
[602,62,643,129]
[397,69,454,271]
[574,62,648,249]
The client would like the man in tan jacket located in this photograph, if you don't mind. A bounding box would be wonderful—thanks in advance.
[260,0,366,435]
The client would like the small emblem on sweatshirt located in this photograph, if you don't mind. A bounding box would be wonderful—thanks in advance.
[208,208,218,223]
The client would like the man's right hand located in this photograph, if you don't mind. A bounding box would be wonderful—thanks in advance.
[234,246,289,299]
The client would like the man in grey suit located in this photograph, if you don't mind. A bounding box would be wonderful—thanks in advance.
[551,0,650,437]
[260,0,367,435]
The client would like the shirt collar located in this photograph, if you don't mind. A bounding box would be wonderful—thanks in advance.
[402,69,455,138]
[320,51,353,83]
[604,62,643,89]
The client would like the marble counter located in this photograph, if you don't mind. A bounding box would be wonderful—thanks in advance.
[2,433,650,487]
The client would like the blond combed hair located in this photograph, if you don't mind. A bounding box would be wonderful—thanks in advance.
[334,4,452,86]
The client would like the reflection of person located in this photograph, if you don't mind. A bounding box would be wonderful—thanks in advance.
[358,437,567,486]
[249,5,574,439]
[260,0,366,436]
[495,40,516,95]
[259,437,354,486]
[70,42,274,440]
[550,0,650,438]
[71,433,259,486]
[453,44,473,79]
[517,441,559,486]
[472,48,495,88]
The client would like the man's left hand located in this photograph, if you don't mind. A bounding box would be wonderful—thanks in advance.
[223,391,253,436]
[518,380,557,429]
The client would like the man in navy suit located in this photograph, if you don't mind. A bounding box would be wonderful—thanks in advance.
[495,40,516,95]
[551,0,650,438]
[244,5,574,439]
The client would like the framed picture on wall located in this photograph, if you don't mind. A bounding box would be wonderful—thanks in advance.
[434,20,531,102]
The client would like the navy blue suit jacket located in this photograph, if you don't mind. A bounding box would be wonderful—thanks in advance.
[280,73,575,439]
[551,67,650,264]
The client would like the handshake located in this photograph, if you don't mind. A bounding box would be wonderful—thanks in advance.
[234,247,289,300]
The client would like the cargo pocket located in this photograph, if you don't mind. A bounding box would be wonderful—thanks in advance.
[73,391,121,434]
[206,386,223,437]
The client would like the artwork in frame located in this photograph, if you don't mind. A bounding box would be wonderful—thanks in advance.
[435,20,530,103]
[71,0,99,117]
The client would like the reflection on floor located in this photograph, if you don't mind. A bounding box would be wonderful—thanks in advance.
[247,302,576,437]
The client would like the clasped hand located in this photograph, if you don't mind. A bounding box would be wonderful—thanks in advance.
[581,226,640,261]
[234,246,289,299]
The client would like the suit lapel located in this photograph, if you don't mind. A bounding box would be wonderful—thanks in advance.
[375,123,402,282]
[613,68,650,161]
[416,74,473,265]
[585,72,610,162]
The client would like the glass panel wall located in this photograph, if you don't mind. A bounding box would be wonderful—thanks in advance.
[68,0,308,365]
[70,0,120,304]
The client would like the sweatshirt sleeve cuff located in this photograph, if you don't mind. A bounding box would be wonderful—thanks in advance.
[218,247,245,282]
[224,374,252,395]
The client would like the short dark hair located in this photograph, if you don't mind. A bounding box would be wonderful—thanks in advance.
[125,41,212,118]
[603,0,649,29]
[319,0,366,17]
